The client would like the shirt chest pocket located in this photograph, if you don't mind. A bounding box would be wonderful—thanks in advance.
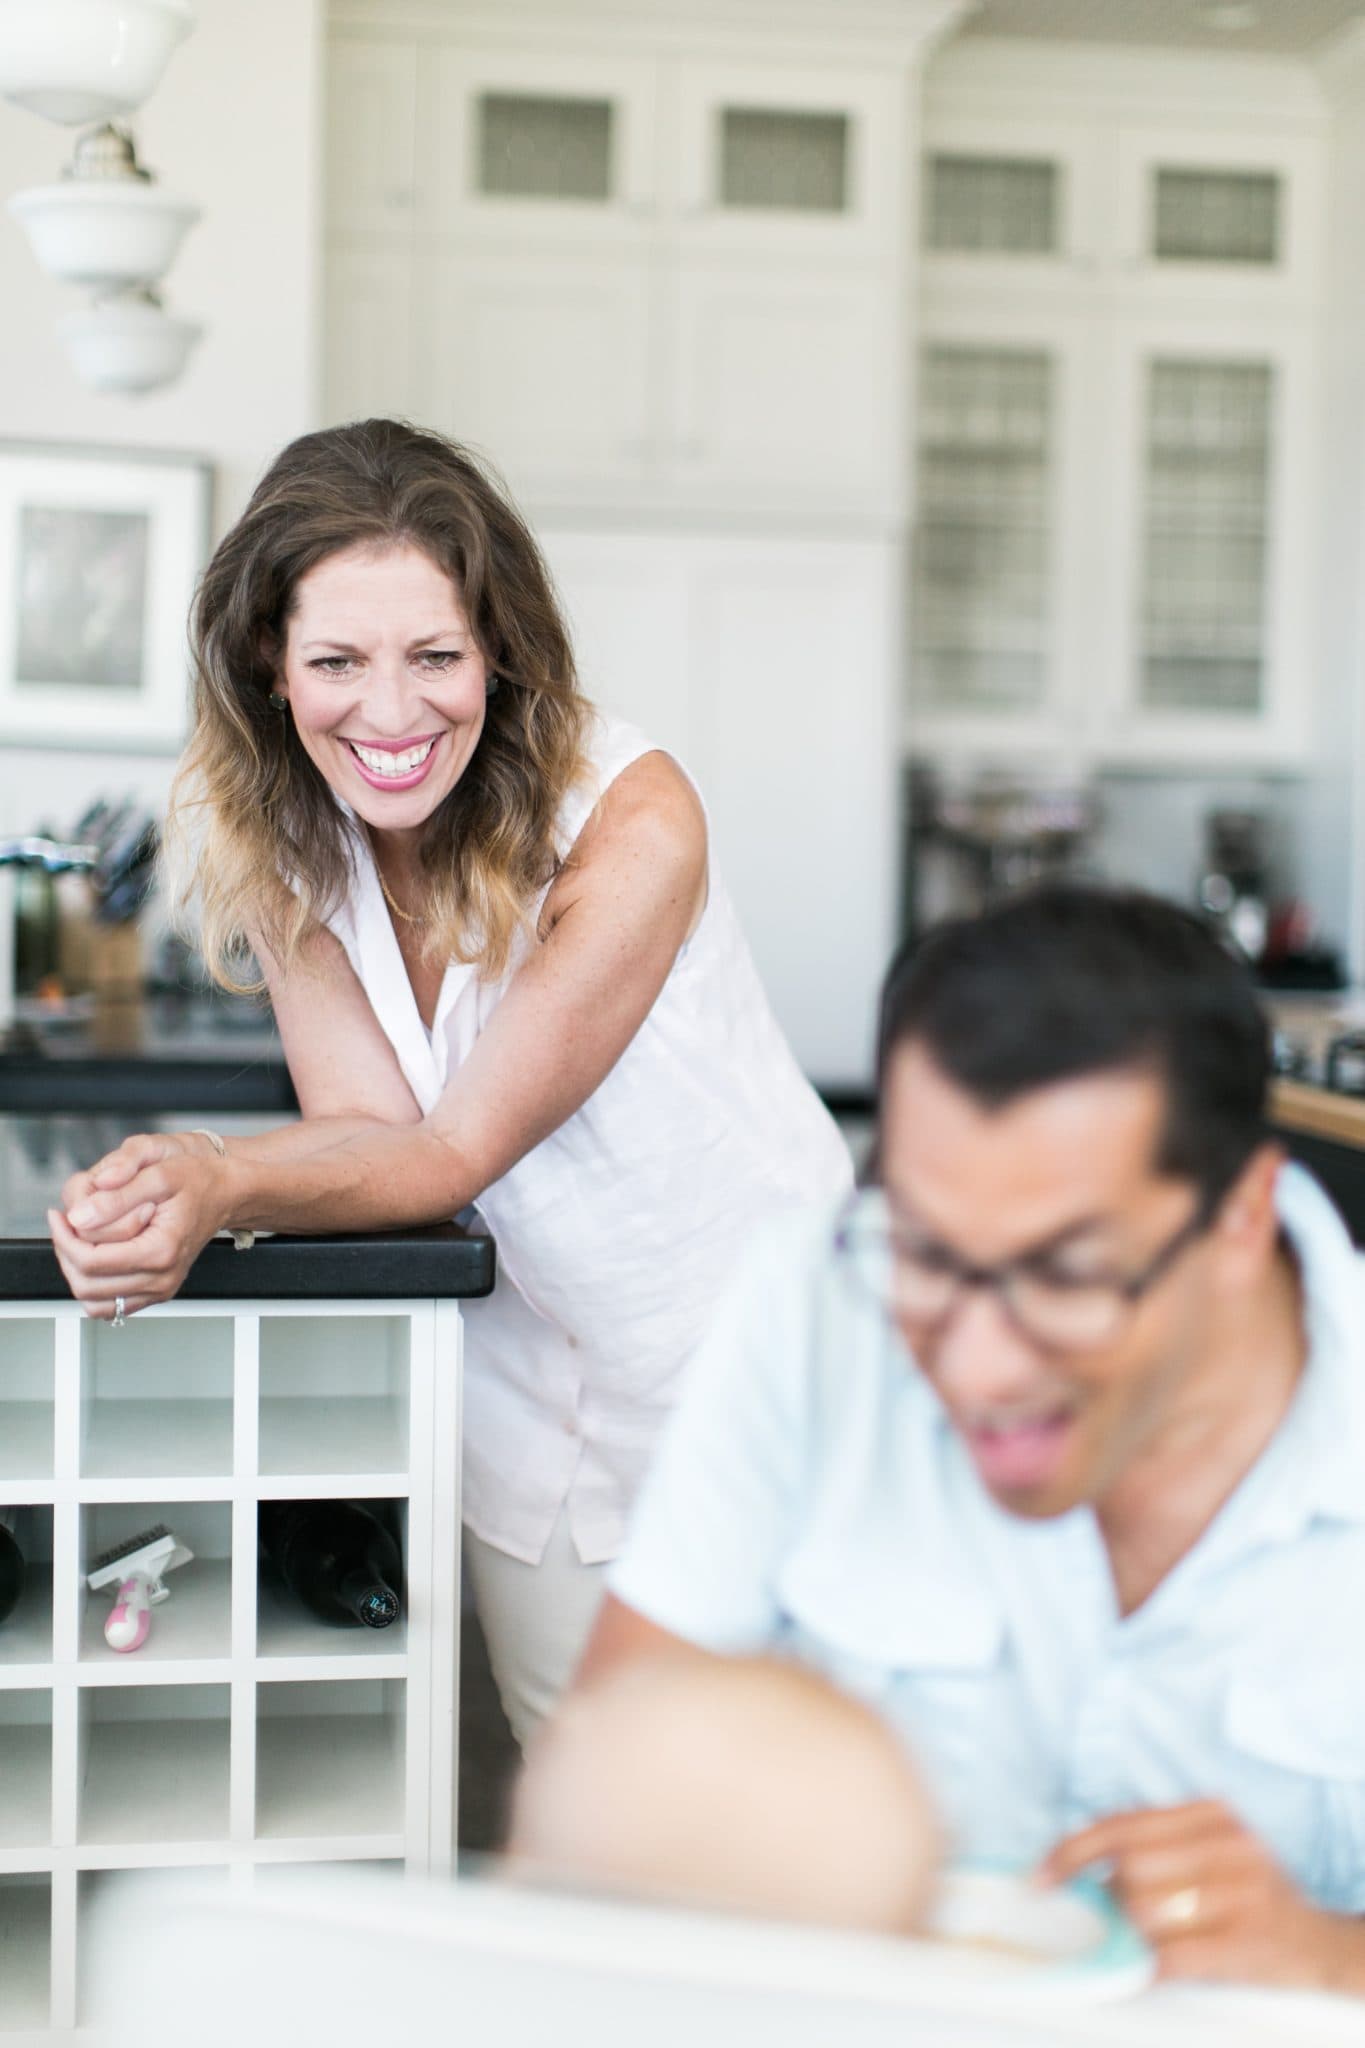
[1223,1676,1365,1912]
[776,1565,1007,1811]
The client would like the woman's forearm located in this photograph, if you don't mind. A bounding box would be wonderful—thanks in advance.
[207,1117,414,1168]
[221,1120,479,1235]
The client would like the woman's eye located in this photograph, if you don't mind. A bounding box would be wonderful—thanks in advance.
[309,657,354,676]
[417,649,463,669]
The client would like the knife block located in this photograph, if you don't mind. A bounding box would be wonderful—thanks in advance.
[88,921,145,1052]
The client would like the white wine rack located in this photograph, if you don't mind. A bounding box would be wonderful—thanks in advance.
[0,1296,464,2040]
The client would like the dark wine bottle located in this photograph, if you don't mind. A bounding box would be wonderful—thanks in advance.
[0,1508,26,1627]
[259,1500,402,1630]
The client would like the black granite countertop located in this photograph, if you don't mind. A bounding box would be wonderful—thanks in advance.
[0,1113,495,1302]
[0,992,296,1113]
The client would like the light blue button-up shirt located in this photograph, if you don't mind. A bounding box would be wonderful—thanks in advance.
[610,1164,1365,1913]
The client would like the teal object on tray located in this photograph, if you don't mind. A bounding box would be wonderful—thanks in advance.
[918,1861,1155,2006]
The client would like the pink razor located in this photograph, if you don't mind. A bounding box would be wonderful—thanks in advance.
[86,1524,194,1654]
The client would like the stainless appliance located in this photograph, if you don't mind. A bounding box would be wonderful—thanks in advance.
[906,763,1099,936]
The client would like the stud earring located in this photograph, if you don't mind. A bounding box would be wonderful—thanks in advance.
[486,676,501,698]
[268,691,287,710]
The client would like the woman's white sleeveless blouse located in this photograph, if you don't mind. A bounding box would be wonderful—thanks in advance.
[324,716,852,1563]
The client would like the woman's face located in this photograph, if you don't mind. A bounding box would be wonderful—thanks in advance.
[275,540,491,838]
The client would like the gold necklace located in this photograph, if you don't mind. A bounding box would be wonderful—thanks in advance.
[376,864,426,926]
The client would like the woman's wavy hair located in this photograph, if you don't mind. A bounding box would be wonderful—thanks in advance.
[165,418,591,990]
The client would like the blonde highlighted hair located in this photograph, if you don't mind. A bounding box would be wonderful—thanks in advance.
[164,419,590,990]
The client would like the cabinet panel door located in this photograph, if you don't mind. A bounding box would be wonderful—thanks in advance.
[326,40,420,235]
[687,537,899,1087]
[323,244,420,428]
[537,531,692,763]
[429,251,655,499]
[432,47,659,244]
[671,267,896,513]
[674,60,898,259]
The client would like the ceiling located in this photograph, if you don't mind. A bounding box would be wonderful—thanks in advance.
[962,1,1365,55]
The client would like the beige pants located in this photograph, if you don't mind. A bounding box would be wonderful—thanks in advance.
[464,1507,609,1751]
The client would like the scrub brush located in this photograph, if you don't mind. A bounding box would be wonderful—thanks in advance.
[87,1524,194,1653]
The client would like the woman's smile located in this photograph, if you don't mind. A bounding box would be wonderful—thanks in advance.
[346,733,444,788]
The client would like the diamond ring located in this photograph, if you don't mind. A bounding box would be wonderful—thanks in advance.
[1156,1885,1201,1930]
[112,1296,127,1328]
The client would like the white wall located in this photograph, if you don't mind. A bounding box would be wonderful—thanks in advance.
[0,0,324,837]
[1304,30,1365,981]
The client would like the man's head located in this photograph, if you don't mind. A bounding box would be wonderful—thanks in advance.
[864,886,1280,1519]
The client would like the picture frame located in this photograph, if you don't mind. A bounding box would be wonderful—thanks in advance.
[0,439,213,752]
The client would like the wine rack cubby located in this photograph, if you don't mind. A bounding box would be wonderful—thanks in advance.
[0,1295,463,2040]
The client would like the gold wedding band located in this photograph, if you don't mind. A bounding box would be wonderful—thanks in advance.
[112,1297,127,1329]
[1156,1885,1201,1930]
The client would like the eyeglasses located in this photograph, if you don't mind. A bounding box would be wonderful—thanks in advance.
[832,1187,1216,1352]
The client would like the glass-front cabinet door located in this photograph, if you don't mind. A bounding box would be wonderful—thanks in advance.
[918,115,1102,298]
[907,313,1096,759]
[1113,128,1323,303]
[673,61,899,257]
[432,48,660,242]
[1105,320,1314,764]
[912,344,1054,714]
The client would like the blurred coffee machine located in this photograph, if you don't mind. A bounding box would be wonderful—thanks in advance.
[907,763,1099,936]
[1196,807,1272,967]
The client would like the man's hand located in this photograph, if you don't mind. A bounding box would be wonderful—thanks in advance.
[1040,1800,1365,1994]
[50,1134,231,1320]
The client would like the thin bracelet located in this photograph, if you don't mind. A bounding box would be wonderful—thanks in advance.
[188,1128,257,1251]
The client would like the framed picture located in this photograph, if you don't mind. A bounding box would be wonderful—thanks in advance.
[0,440,213,752]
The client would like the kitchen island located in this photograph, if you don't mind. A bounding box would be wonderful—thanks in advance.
[0,1114,493,2039]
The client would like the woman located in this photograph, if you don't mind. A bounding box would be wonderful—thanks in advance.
[50,419,851,1742]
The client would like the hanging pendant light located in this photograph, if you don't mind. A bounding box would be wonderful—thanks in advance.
[0,0,194,126]
[8,124,199,291]
[58,283,201,394]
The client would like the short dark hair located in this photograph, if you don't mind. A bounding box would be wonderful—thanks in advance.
[877,885,1271,1207]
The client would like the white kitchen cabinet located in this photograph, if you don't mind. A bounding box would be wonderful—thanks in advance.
[909,298,1102,762]
[912,54,1326,773]
[0,1294,462,2038]
[911,295,1316,769]
[920,113,1103,300]
[325,26,914,521]
[1112,125,1324,306]
[322,243,419,429]
[669,264,896,513]
[541,525,899,1087]
[325,40,421,236]
[429,247,659,500]
[430,46,661,245]
[1098,317,1316,767]
[672,60,900,261]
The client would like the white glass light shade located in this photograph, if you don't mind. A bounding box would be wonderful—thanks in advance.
[58,294,201,394]
[8,181,199,289]
[0,0,194,125]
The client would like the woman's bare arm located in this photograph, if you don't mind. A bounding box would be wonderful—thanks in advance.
[52,753,707,1310]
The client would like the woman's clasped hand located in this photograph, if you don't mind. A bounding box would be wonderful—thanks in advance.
[50,1131,228,1320]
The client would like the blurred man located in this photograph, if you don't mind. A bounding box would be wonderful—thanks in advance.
[579,887,1365,1996]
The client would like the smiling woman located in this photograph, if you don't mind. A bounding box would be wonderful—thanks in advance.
[49,418,852,1745]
